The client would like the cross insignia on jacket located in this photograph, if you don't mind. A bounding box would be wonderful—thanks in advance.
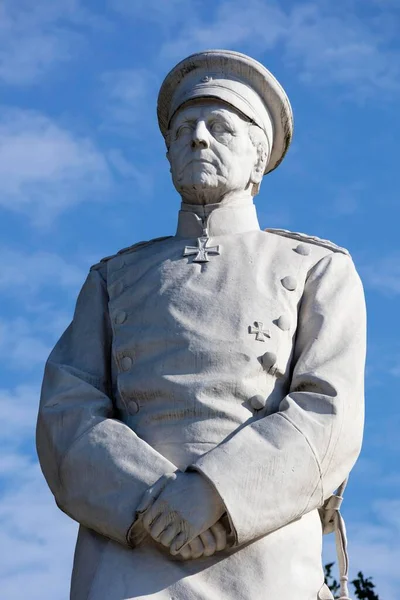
[183,229,221,263]
[249,321,271,342]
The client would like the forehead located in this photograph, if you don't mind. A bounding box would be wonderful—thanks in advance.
[170,99,249,126]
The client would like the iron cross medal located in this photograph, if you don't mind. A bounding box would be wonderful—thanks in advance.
[183,227,221,263]
[249,321,271,342]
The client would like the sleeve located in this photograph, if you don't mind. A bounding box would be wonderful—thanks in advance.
[36,266,176,547]
[193,252,366,546]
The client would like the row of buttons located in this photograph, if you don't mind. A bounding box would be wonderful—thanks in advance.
[117,289,137,409]
[280,244,311,292]
[250,242,311,410]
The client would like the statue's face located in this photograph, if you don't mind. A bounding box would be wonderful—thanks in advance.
[167,99,262,204]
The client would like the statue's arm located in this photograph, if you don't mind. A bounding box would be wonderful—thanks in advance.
[192,251,366,546]
[36,266,176,547]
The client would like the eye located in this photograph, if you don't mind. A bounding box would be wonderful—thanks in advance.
[176,124,192,138]
[210,122,228,134]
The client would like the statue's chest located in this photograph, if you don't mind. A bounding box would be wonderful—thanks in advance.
[105,232,311,463]
[106,231,306,375]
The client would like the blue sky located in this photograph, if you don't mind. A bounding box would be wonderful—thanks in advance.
[0,0,399,598]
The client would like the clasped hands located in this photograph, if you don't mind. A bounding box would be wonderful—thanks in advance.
[136,470,228,560]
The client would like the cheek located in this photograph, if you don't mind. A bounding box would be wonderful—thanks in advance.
[214,143,251,180]
[169,145,188,170]
[231,141,257,175]
[211,144,233,173]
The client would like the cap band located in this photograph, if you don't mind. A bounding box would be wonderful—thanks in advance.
[169,72,274,150]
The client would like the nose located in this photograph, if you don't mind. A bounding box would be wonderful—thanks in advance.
[191,120,210,149]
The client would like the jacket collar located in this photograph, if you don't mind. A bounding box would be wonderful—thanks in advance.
[175,197,260,238]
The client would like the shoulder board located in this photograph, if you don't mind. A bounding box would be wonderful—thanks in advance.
[90,235,172,270]
[265,228,349,256]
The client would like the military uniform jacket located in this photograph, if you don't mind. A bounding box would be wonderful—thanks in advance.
[37,199,366,600]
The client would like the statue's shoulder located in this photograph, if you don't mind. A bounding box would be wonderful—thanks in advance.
[90,235,173,271]
[265,228,350,256]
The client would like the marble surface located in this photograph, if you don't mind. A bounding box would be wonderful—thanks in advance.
[37,50,365,600]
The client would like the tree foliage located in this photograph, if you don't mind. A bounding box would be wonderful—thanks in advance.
[351,572,379,600]
[324,563,379,599]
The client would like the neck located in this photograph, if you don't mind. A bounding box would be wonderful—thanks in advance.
[176,193,260,238]
[179,188,254,207]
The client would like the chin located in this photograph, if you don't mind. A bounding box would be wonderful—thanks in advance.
[173,171,226,202]
[181,172,221,189]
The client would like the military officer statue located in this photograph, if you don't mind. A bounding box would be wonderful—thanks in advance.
[37,50,366,600]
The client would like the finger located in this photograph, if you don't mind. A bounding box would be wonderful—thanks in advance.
[210,522,227,552]
[186,536,204,559]
[142,503,163,531]
[199,529,216,557]
[178,544,192,560]
[170,532,188,555]
[136,473,175,514]
[149,513,170,541]
[159,523,180,548]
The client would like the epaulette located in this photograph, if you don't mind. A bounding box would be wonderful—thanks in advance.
[90,236,172,270]
[265,228,350,256]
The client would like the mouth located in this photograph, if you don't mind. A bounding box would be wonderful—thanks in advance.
[188,158,215,166]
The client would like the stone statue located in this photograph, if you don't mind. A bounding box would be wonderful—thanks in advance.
[37,50,366,600]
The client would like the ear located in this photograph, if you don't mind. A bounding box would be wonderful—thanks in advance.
[165,130,172,154]
[166,150,172,173]
[250,142,268,196]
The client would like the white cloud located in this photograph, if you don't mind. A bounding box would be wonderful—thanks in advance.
[107,149,154,196]
[27,305,72,339]
[0,383,77,600]
[0,0,104,86]
[0,318,51,371]
[283,2,400,99]
[0,108,112,225]
[331,190,361,217]
[0,456,77,600]
[109,0,192,25]
[0,385,40,443]
[0,245,89,371]
[159,1,286,62]
[100,68,159,135]
[99,70,164,186]
[322,181,365,217]
[0,247,86,371]
[0,460,77,600]
[349,510,400,600]
[389,358,400,377]
[0,0,79,85]
[134,0,400,100]
[0,246,85,295]
[323,507,400,600]
[362,254,400,295]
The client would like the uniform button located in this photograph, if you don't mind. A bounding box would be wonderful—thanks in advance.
[261,351,277,371]
[281,276,297,291]
[295,243,310,256]
[250,394,266,410]
[277,315,291,331]
[114,281,124,296]
[115,311,127,325]
[128,399,139,414]
[121,356,132,371]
